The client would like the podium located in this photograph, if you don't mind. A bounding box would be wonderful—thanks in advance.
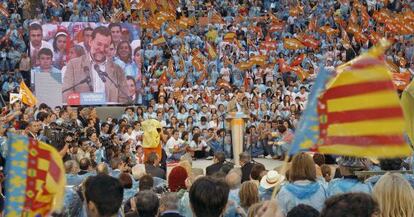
[226,112,249,166]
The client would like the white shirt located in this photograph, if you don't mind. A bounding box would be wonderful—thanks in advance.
[89,54,106,93]
[30,40,53,52]
[166,137,184,157]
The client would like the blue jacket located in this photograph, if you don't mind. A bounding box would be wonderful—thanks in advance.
[327,177,372,197]
[277,180,327,216]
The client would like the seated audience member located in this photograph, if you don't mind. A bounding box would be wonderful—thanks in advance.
[366,158,414,188]
[159,192,184,217]
[206,151,226,176]
[189,177,230,217]
[166,130,186,161]
[327,157,372,197]
[277,152,328,215]
[320,193,380,217]
[84,174,124,217]
[286,204,320,217]
[145,152,166,179]
[372,173,414,217]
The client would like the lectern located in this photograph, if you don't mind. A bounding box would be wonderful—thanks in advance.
[226,112,249,166]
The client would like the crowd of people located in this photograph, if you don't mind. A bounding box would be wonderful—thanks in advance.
[1,0,414,216]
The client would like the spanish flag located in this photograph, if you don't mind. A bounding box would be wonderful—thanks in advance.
[5,135,65,216]
[153,36,166,46]
[191,56,205,72]
[205,42,217,60]
[250,55,267,66]
[236,61,253,70]
[223,32,237,42]
[290,39,412,158]
[19,81,37,107]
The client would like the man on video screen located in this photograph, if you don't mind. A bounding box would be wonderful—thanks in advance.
[62,26,129,104]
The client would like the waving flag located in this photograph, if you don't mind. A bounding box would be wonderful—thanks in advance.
[19,81,37,107]
[5,135,65,217]
[401,80,414,145]
[290,39,412,157]
[152,36,166,46]
[205,42,218,60]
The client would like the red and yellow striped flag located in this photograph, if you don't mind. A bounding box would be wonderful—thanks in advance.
[19,81,37,107]
[205,42,217,60]
[223,32,237,42]
[152,36,166,46]
[316,39,412,157]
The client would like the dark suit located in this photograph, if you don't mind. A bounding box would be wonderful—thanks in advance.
[206,162,224,176]
[241,161,255,183]
[145,164,166,180]
[62,54,129,104]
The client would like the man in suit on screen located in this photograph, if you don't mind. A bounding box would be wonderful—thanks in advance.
[62,26,129,104]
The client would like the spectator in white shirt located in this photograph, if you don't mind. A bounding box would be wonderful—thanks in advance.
[166,130,186,161]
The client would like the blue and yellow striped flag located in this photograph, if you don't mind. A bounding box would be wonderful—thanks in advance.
[4,135,65,217]
[290,39,412,157]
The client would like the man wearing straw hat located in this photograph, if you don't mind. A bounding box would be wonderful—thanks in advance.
[259,170,285,200]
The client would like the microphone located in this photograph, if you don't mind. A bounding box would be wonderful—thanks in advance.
[83,66,93,91]
[94,64,107,82]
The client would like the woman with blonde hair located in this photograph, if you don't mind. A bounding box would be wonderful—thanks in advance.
[276,152,327,216]
[247,202,265,217]
[373,173,414,217]
[236,181,260,216]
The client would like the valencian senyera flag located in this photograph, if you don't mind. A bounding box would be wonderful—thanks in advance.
[4,135,65,216]
[290,39,412,158]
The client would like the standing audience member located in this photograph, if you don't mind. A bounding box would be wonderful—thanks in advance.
[320,193,380,217]
[286,204,320,217]
[372,173,414,217]
[159,192,184,217]
[189,177,230,217]
[277,152,328,215]
[327,157,372,196]
[84,174,124,217]
[238,181,260,216]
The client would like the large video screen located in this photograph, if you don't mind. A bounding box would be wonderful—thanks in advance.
[29,22,141,106]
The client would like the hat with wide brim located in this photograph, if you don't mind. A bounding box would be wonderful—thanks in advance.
[260,170,285,189]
